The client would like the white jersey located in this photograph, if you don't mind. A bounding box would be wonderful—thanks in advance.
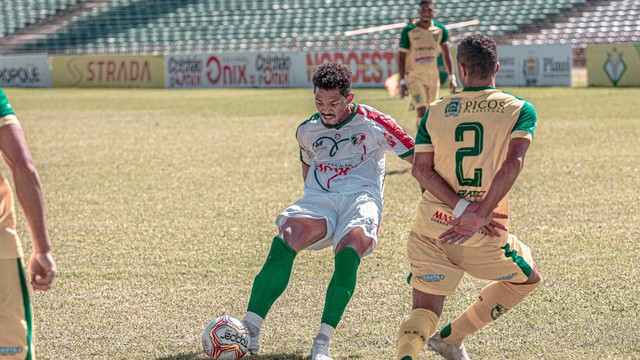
[297,104,414,198]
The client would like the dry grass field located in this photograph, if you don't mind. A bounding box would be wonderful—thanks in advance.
[3,85,639,359]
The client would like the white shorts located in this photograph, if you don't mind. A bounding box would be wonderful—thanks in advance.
[275,192,382,256]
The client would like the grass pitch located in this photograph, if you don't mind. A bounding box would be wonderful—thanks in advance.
[4,86,639,359]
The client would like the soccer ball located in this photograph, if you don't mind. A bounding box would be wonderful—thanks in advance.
[202,315,250,360]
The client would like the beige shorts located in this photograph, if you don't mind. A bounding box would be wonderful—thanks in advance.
[0,258,33,360]
[407,231,535,296]
[407,74,440,109]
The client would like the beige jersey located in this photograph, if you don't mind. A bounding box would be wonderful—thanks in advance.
[413,86,537,246]
[399,20,449,80]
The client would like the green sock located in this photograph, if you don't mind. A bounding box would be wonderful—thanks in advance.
[321,247,361,328]
[247,236,297,318]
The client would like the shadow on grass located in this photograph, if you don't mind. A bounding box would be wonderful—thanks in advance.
[156,352,309,360]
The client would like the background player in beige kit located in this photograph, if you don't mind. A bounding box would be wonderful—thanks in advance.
[0,87,56,360]
[398,0,457,127]
[396,34,543,360]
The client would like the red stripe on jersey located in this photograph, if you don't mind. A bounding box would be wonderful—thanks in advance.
[357,105,415,149]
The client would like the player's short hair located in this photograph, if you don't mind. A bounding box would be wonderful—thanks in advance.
[312,62,352,97]
[456,34,498,80]
[419,0,434,6]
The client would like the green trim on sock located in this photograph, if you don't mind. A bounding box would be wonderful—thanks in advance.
[247,236,297,318]
[321,247,361,328]
[17,259,33,360]
[401,357,413,360]
[440,323,452,338]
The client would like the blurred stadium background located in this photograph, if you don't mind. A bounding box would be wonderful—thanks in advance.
[0,0,638,67]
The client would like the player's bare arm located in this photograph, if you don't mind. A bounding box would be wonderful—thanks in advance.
[413,151,506,243]
[403,153,415,166]
[0,119,56,290]
[440,44,457,93]
[440,137,530,243]
[398,51,408,98]
[412,151,461,209]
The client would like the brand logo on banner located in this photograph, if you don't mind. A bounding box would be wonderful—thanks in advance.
[523,52,539,86]
[201,53,292,87]
[496,45,571,87]
[0,65,42,85]
[0,54,52,88]
[52,55,164,88]
[306,51,397,87]
[168,57,202,87]
[603,47,627,86]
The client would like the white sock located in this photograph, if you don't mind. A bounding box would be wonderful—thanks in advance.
[243,312,264,336]
[315,323,335,342]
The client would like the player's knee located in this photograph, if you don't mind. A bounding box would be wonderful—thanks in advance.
[279,218,326,250]
[522,265,543,285]
[336,228,372,256]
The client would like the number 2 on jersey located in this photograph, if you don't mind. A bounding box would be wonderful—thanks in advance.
[455,122,483,187]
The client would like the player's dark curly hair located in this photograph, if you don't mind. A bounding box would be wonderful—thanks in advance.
[312,62,352,97]
[457,34,498,80]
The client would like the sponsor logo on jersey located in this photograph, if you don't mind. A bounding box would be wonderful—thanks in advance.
[364,217,379,233]
[351,133,366,146]
[312,139,326,150]
[431,211,455,226]
[418,274,445,282]
[0,347,23,355]
[383,131,397,147]
[603,47,626,86]
[461,99,506,114]
[495,272,518,281]
[491,304,508,320]
[415,55,436,64]
[444,97,462,117]
[432,33,440,42]
[457,189,485,200]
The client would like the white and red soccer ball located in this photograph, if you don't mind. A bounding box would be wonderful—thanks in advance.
[202,315,250,360]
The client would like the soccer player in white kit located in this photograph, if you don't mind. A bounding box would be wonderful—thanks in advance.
[242,62,415,360]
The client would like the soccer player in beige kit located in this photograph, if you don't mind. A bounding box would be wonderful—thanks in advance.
[397,34,543,360]
[0,87,56,360]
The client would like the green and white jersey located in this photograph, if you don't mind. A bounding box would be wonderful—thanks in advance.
[297,104,414,199]
[413,86,537,246]
[399,20,449,81]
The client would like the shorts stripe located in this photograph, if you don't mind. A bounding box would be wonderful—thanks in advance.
[502,243,532,278]
[17,259,33,360]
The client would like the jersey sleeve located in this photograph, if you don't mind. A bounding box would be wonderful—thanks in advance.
[296,121,313,166]
[415,109,434,152]
[510,101,537,141]
[399,26,411,52]
[0,88,19,127]
[433,21,449,44]
[367,109,415,158]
